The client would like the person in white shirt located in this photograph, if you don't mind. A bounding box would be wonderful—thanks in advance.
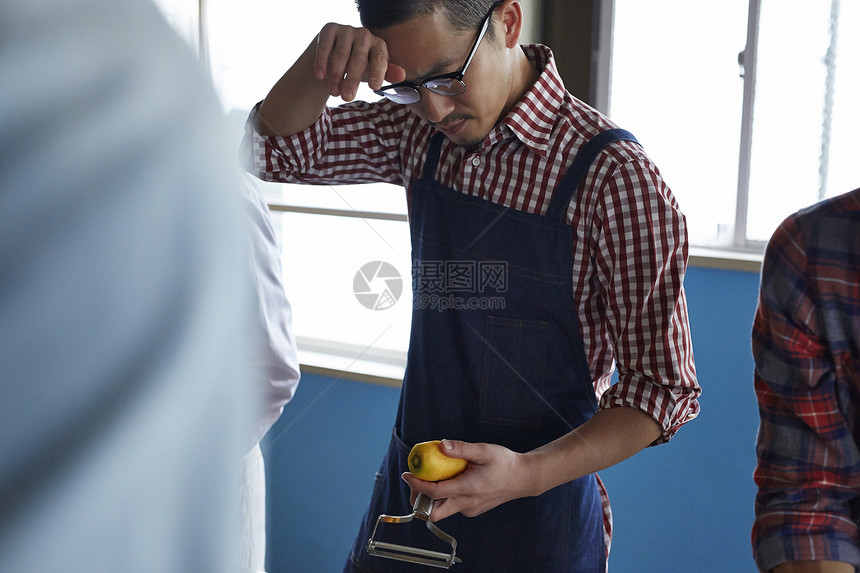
[0,1,262,571]
[238,170,301,572]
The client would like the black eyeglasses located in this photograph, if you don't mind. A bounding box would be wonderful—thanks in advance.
[373,1,504,105]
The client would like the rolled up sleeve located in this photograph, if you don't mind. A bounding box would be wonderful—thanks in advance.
[587,149,700,443]
[751,217,860,571]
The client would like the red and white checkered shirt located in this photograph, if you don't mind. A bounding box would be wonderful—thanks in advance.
[241,43,701,553]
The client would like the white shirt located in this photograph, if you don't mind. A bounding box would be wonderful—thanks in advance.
[239,170,301,449]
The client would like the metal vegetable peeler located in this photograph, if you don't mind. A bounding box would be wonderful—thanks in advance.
[366,493,462,569]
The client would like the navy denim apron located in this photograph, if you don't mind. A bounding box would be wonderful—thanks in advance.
[347,129,639,572]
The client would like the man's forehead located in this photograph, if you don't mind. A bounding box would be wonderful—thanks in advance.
[373,11,472,80]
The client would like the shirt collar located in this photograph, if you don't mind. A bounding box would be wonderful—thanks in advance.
[490,44,566,156]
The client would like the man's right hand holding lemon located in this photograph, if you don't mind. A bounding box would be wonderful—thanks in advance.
[402,439,530,523]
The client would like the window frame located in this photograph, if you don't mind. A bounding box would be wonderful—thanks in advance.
[594,0,852,266]
[591,0,767,265]
[733,0,763,254]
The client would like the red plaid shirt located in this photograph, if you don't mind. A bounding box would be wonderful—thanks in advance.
[752,188,860,571]
[241,44,701,552]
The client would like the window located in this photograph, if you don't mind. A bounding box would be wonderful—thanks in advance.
[608,0,859,252]
[153,0,416,377]
[744,0,859,243]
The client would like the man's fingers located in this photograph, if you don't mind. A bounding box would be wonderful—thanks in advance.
[362,40,392,91]
[384,62,406,86]
[441,439,482,461]
[339,30,374,100]
[315,24,393,101]
[315,24,355,97]
[314,24,338,81]
[426,497,456,522]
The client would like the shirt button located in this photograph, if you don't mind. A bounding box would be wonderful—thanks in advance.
[471,157,481,167]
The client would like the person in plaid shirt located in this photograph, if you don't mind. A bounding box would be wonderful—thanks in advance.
[241,0,700,570]
[752,187,860,573]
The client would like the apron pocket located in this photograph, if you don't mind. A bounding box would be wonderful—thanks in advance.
[479,316,548,428]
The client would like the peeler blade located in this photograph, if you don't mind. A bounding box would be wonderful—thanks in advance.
[367,539,461,569]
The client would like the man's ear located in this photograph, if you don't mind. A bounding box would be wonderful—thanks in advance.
[498,0,524,49]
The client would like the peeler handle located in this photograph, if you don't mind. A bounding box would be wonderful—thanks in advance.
[413,493,434,521]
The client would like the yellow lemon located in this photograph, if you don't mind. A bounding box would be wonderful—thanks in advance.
[407,440,468,482]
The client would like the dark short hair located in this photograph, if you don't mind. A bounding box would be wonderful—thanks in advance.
[356,0,497,39]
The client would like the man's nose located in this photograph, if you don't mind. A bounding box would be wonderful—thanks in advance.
[417,91,455,124]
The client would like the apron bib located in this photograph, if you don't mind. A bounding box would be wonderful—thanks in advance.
[347,129,638,572]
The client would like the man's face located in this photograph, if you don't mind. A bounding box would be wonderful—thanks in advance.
[375,10,515,147]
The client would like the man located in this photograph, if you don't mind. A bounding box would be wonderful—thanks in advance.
[241,1,700,570]
[0,0,256,571]
[751,188,860,573]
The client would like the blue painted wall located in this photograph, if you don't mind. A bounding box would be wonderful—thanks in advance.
[262,265,764,572]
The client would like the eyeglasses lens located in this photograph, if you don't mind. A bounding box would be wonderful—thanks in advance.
[380,87,420,104]
[424,78,466,96]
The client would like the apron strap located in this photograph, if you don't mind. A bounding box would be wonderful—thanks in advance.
[545,128,639,222]
[421,133,447,180]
